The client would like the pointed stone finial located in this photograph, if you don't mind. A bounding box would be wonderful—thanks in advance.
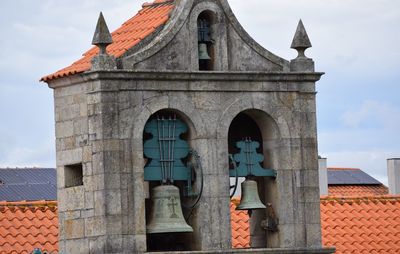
[290,19,314,72]
[90,12,116,71]
[291,19,312,58]
[92,12,113,55]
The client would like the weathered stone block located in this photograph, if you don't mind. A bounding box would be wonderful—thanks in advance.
[65,238,89,254]
[56,148,83,166]
[55,120,74,138]
[58,186,85,212]
[65,218,85,239]
[85,216,107,237]
[105,189,122,215]
[306,223,322,248]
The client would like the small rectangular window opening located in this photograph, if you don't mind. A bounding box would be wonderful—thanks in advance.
[64,163,83,188]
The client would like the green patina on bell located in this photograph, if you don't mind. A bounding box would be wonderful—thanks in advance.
[198,43,211,60]
[236,179,266,210]
[147,185,193,234]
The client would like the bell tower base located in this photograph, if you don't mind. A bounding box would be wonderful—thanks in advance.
[148,248,335,254]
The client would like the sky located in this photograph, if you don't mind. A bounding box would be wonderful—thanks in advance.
[0,0,399,185]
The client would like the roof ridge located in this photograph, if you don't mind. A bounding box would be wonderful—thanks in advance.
[321,195,400,204]
[142,0,174,8]
[328,167,361,171]
[0,200,57,207]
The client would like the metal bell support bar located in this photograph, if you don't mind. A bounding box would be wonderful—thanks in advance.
[143,117,191,182]
[156,116,177,184]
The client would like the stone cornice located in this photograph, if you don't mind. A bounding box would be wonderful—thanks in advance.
[47,70,324,89]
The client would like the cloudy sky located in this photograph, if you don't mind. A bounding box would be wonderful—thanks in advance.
[0,0,399,184]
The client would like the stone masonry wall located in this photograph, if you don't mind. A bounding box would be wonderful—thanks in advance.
[52,71,324,253]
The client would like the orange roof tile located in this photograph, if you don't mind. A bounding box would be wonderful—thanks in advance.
[231,196,400,253]
[321,196,400,254]
[0,201,58,254]
[231,198,250,248]
[329,185,389,197]
[41,0,175,82]
[3,197,400,253]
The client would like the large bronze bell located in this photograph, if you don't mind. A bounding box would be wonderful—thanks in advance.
[198,43,211,60]
[147,185,193,234]
[236,179,266,210]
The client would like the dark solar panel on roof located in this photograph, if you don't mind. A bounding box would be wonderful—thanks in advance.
[328,169,382,185]
[0,168,57,201]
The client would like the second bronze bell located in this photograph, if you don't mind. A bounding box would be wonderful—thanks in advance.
[236,179,266,210]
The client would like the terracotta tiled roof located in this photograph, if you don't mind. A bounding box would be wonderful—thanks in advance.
[328,185,389,197]
[321,196,400,254]
[231,196,400,253]
[3,198,400,253]
[41,0,175,82]
[0,201,58,254]
[230,198,250,248]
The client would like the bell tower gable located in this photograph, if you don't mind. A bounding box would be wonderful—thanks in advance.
[121,0,289,72]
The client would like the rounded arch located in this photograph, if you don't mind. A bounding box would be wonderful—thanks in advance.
[129,96,207,142]
[217,98,289,141]
[189,1,228,71]
[224,106,289,249]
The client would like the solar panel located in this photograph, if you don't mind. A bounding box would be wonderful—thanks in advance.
[0,168,57,202]
[328,169,381,185]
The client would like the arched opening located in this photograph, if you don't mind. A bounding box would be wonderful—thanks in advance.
[197,10,215,71]
[228,110,279,249]
[143,109,198,252]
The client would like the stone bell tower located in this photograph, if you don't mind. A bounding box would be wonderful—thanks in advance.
[42,0,335,253]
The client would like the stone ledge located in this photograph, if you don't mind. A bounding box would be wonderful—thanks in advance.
[47,70,324,89]
[147,247,335,254]
[84,70,324,82]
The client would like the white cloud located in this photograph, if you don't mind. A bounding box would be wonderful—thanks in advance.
[319,100,400,185]
[341,100,400,129]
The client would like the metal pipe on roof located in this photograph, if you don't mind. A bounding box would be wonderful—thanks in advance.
[388,158,400,195]
[319,157,329,196]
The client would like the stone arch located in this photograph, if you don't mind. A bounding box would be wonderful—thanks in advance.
[127,97,205,252]
[189,1,228,71]
[129,94,208,141]
[142,108,199,252]
[220,99,292,248]
[217,98,290,141]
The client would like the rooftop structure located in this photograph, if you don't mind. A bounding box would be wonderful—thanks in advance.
[40,0,328,253]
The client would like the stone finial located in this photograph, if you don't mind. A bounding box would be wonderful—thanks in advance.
[291,19,312,57]
[290,19,314,72]
[90,12,116,71]
[92,12,113,55]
